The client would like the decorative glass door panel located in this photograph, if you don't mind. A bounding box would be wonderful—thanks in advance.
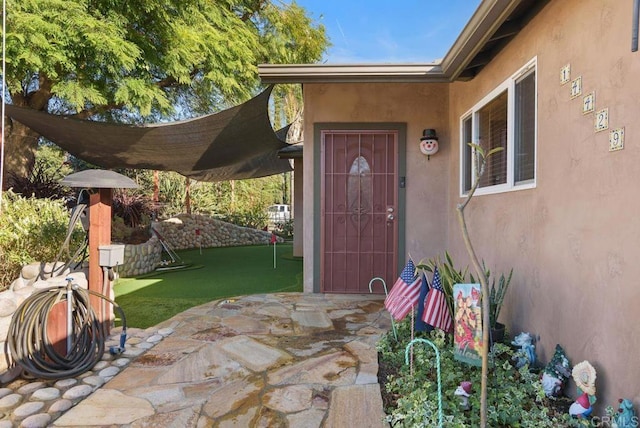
[321,131,398,293]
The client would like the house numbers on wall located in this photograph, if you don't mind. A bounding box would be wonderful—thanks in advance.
[560,64,571,84]
[561,64,623,150]
[609,128,624,151]
[595,108,609,132]
[582,92,595,114]
[570,76,582,99]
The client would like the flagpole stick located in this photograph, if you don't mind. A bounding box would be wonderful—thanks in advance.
[273,240,276,269]
[0,0,6,212]
[410,307,415,376]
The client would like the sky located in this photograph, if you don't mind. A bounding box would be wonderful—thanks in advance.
[291,1,482,63]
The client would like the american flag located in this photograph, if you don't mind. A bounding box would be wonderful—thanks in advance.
[422,267,453,333]
[415,272,433,332]
[384,260,421,321]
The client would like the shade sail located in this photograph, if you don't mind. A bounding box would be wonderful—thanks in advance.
[5,86,292,182]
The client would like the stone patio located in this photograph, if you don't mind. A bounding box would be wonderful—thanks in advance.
[5,293,392,427]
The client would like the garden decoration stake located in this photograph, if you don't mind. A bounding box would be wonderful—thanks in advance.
[456,143,504,427]
[405,338,443,428]
[368,277,398,341]
[270,232,277,268]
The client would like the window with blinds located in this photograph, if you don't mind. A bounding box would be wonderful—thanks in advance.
[460,58,537,195]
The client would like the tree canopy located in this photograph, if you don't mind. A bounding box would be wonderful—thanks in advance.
[2,0,328,186]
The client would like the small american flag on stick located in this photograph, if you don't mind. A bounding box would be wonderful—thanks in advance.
[384,260,421,321]
[422,266,453,333]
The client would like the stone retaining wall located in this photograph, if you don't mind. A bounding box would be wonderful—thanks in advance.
[117,237,162,278]
[154,213,282,250]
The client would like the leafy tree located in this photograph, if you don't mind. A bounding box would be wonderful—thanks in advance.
[2,0,328,188]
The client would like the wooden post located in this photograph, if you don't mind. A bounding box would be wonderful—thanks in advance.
[89,188,113,332]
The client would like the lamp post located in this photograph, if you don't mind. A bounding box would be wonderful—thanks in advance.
[60,170,138,334]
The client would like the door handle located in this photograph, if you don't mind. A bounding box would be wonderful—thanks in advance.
[387,214,395,221]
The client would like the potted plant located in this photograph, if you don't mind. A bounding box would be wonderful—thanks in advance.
[471,266,512,343]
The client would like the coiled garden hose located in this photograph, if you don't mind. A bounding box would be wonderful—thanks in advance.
[5,280,127,380]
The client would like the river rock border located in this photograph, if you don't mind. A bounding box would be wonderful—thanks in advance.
[0,325,175,427]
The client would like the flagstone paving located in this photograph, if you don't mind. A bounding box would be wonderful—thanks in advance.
[1,293,391,427]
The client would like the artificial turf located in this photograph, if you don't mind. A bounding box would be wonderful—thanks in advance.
[114,243,302,328]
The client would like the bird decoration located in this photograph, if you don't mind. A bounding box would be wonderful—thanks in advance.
[613,398,637,428]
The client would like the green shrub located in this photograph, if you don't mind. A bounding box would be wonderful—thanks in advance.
[378,319,572,427]
[274,218,294,239]
[0,191,84,290]
[111,216,151,245]
[222,206,269,230]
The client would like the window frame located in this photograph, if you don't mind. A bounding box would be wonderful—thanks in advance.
[459,57,537,197]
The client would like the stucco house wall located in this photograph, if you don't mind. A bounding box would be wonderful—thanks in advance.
[301,83,450,293]
[299,0,639,411]
[446,0,640,409]
[290,0,639,411]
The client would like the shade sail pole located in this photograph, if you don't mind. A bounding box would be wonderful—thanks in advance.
[0,0,6,211]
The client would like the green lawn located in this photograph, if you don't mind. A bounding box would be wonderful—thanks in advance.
[114,244,302,328]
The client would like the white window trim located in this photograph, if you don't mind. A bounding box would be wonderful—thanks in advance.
[459,57,537,197]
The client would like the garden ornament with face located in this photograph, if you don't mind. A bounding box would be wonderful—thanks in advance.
[454,381,472,410]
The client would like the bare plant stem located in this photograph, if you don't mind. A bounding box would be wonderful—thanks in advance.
[456,154,490,428]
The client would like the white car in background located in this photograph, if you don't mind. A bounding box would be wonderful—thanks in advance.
[267,204,291,223]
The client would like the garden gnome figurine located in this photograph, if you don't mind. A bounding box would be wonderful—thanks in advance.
[613,398,637,428]
[569,392,593,418]
[454,381,472,410]
[569,361,596,419]
[541,344,572,397]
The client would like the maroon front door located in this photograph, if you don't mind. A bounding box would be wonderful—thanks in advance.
[321,130,398,293]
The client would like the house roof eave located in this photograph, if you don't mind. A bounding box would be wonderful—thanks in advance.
[258,0,550,84]
[441,0,524,80]
[258,63,447,84]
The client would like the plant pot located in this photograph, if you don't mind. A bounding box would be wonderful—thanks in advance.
[490,322,505,345]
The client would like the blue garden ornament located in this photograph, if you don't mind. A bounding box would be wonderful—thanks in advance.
[511,332,537,368]
[614,398,637,428]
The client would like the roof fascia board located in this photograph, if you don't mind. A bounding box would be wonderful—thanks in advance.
[258,63,447,84]
[441,0,523,79]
